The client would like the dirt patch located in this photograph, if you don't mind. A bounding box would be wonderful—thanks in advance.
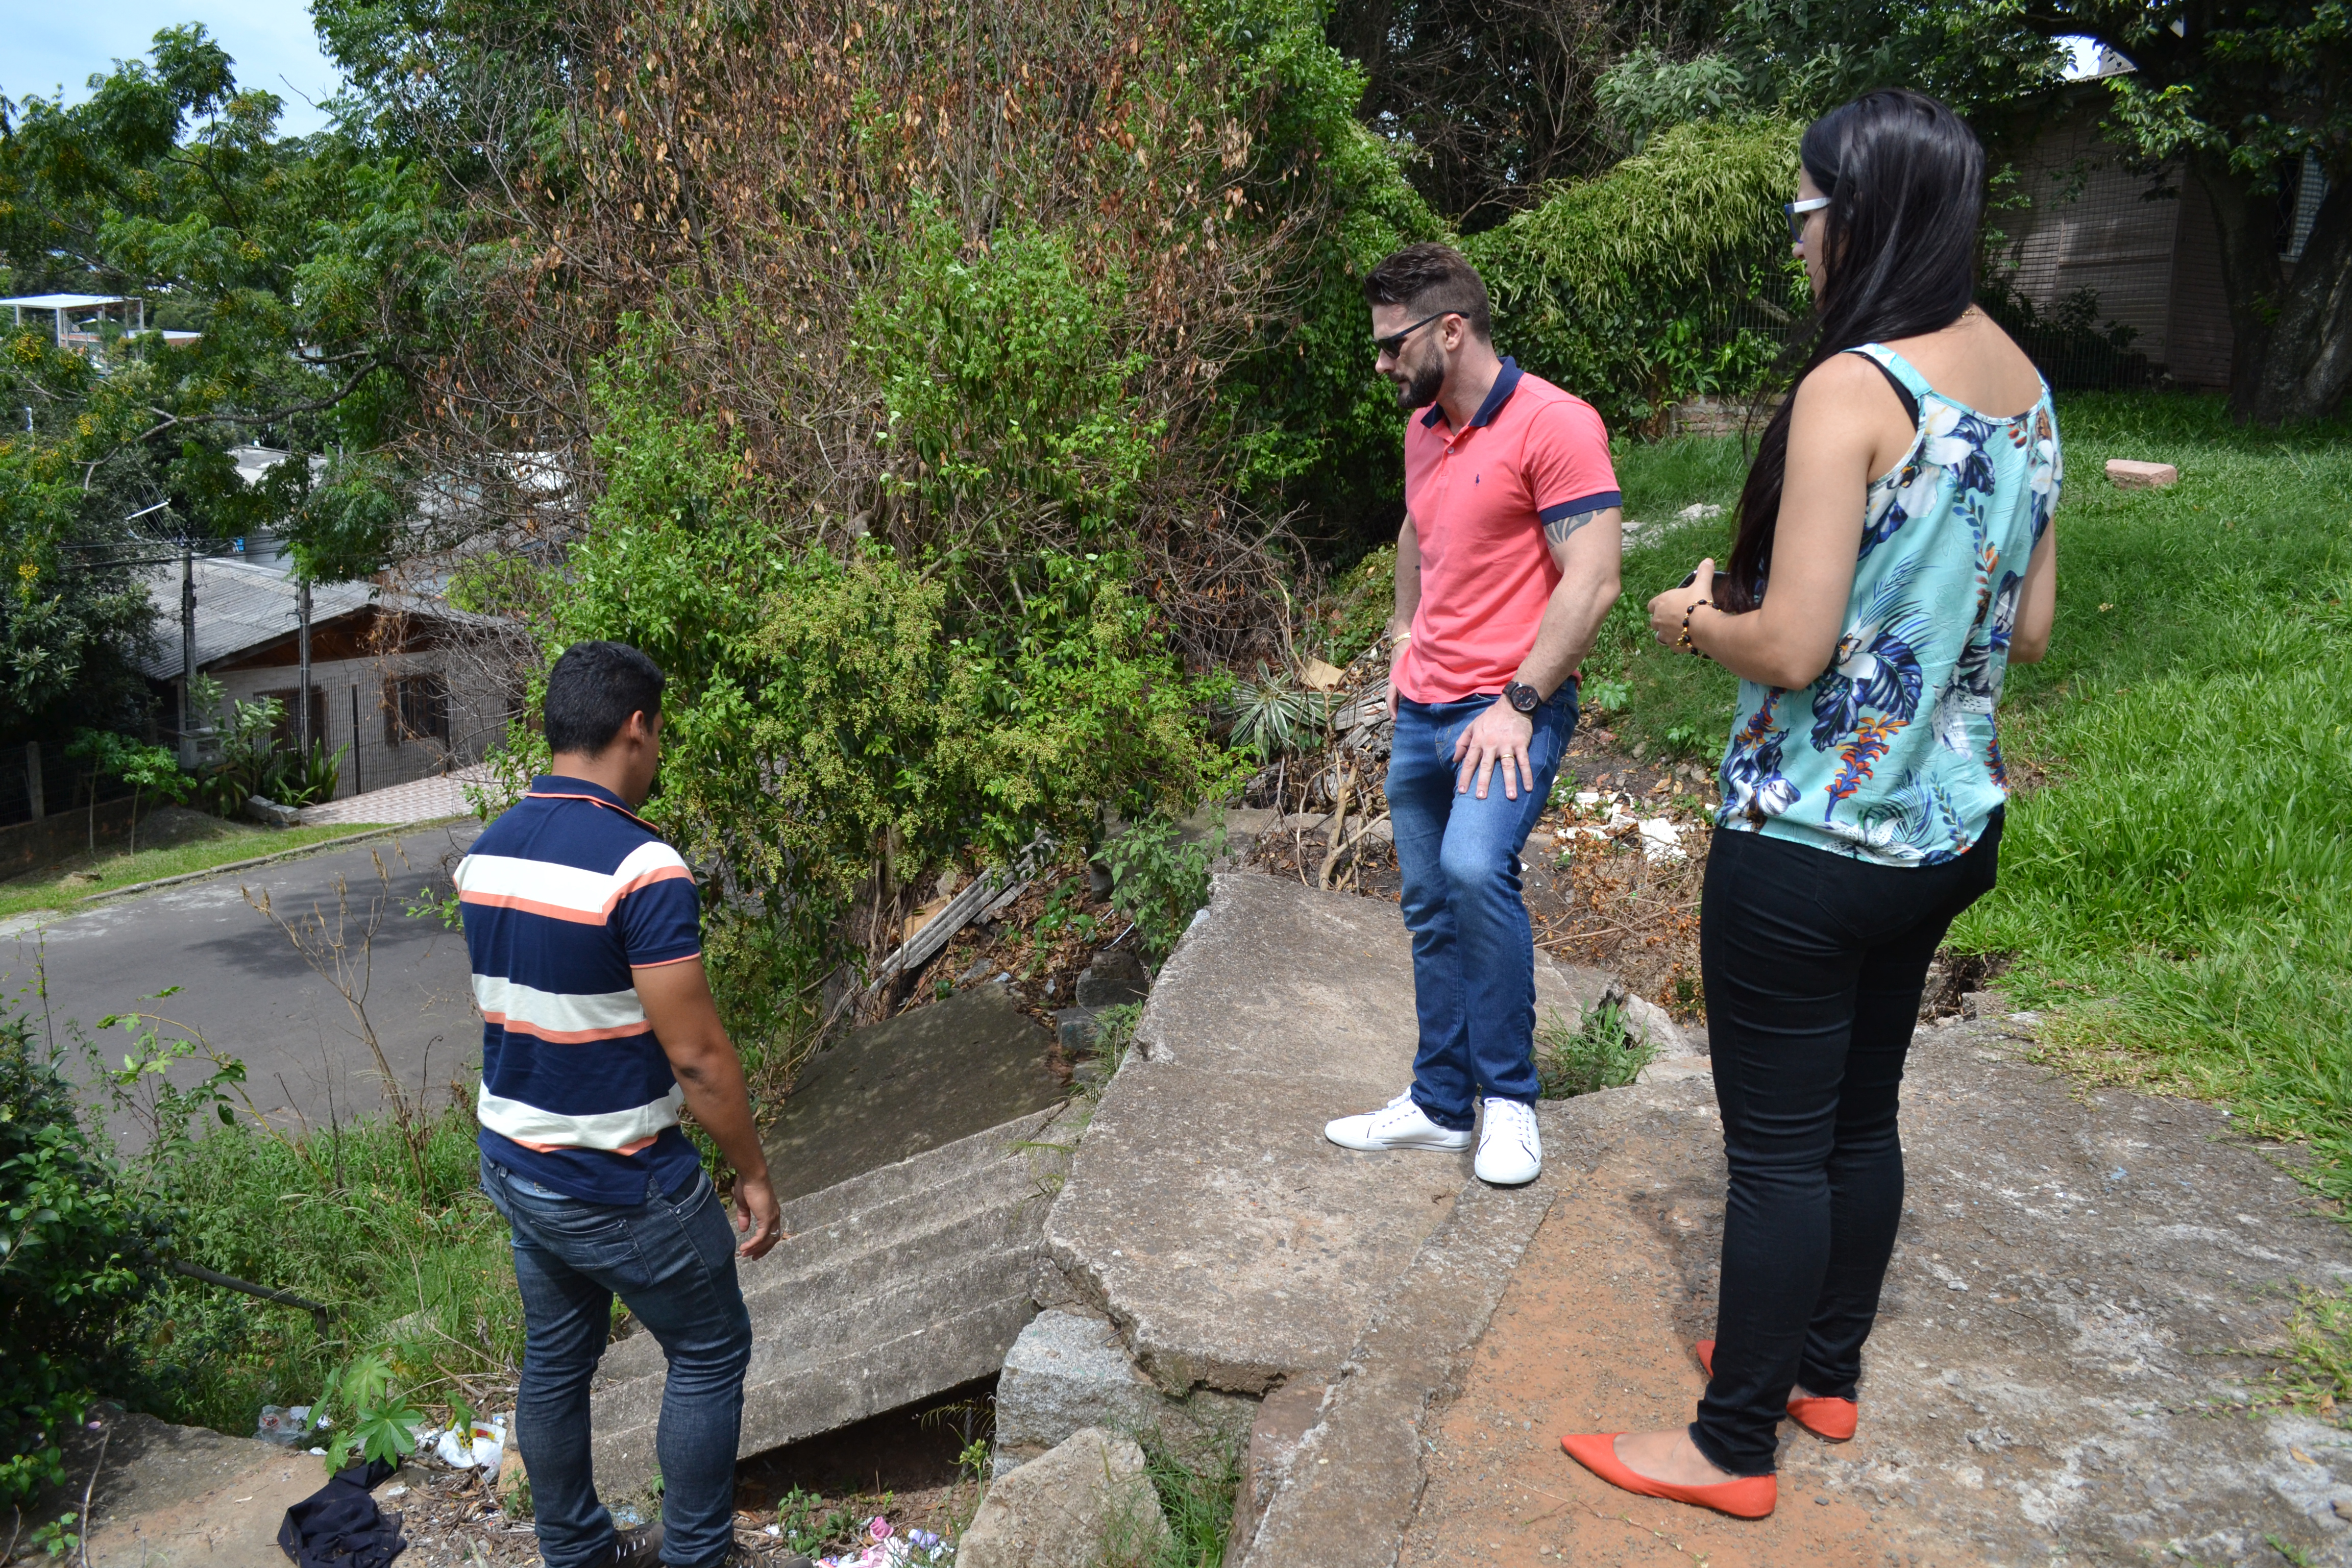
[1401,1085,1900,1568]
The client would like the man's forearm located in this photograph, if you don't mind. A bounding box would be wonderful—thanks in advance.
[1391,517,1421,639]
[1514,573,1619,698]
[672,1054,770,1182]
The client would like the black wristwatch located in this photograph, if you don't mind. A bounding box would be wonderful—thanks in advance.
[1502,680,1542,714]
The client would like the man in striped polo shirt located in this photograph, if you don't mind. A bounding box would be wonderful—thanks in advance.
[458,641,780,1568]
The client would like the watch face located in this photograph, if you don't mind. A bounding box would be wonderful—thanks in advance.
[1509,683,1539,713]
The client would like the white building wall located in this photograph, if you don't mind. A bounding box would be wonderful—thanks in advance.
[209,651,513,801]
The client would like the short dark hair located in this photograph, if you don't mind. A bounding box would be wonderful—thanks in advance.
[1363,243,1493,341]
[544,640,666,756]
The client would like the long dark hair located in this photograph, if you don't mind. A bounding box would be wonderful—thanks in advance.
[1719,90,1986,612]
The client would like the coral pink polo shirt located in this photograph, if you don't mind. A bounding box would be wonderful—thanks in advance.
[1394,359,1620,703]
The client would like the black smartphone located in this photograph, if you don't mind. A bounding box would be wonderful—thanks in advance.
[1679,569,1699,589]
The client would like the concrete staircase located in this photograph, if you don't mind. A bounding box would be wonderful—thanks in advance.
[589,1098,1086,1491]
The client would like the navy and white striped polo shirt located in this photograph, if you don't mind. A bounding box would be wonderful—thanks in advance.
[454,775,705,1203]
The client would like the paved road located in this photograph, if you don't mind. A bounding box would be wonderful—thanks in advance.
[2,821,483,1142]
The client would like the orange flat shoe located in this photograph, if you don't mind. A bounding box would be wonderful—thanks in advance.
[1559,1432,1777,1519]
[1694,1340,1859,1442]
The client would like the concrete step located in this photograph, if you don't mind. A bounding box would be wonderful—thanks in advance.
[589,1099,1084,1490]
[1035,871,1615,1399]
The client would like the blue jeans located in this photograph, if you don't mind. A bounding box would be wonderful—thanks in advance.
[480,1157,753,1568]
[1386,688,1577,1130]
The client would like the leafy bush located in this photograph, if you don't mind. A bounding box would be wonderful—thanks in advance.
[183,688,346,816]
[1534,1000,1655,1098]
[1102,818,1217,965]
[0,1012,157,1514]
[1466,117,1806,430]
[1309,546,1397,668]
[480,345,1242,1036]
[64,728,193,852]
[1595,47,1753,151]
[310,1354,424,1476]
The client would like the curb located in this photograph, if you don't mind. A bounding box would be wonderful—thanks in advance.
[66,816,478,908]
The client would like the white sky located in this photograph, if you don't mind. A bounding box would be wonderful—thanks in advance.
[2059,35,2104,80]
[1,0,346,137]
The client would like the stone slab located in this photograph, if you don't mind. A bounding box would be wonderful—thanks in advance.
[1397,1014,2352,1566]
[993,1309,1259,1476]
[1237,1181,1555,1568]
[1039,872,1611,1398]
[761,979,1062,1203]
[592,1100,1080,1490]
[960,1427,1171,1568]
[40,1410,325,1567]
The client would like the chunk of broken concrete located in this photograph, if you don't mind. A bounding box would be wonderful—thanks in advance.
[959,1427,1171,1568]
[760,981,1063,1204]
[994,1309,1256,1477]
[1076,948,1150,1009]
[1230,1381,1327,1561]
[2105,458,2178,488]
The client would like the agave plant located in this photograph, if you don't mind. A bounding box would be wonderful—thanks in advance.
[1226,662,1331,761]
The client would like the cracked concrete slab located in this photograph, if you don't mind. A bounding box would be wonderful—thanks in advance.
[760,979,1065,1204]
[1235,1180,1556,1568]
[1395,1013,2352,1567]
[1037,872,1613,1398]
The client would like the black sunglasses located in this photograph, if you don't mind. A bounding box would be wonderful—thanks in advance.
[1373,310,1454,359]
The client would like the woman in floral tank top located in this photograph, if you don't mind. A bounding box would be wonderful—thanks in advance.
[1560,90,2061,1520]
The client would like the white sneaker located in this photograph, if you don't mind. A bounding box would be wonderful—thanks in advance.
[1475,1097,1542,1186]
[1325,1089,1473,1152]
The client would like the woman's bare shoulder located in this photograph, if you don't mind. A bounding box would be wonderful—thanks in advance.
[1794,349,1899,405]
[1792,350,1913,429]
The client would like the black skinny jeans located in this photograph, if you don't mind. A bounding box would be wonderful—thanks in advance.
[1689,814,2002,1477]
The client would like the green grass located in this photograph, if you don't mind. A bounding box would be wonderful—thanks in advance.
[1948,393,2352,1193]
[1137,1433,1243,1567]
[1609,394,2352,1196]
[1589,433,1747,756]
[0,820,397,922]
[128,1104,522,1435]
[1535,999,1657,1097]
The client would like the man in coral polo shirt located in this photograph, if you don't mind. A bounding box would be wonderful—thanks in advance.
[1324,243,1623,1186]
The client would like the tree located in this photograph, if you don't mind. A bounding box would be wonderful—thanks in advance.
[0,26,448,591]
[2007,0,2351,424]
[66,728,192,852]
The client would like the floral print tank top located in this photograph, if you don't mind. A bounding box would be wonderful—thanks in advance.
[1716,343,2060,866]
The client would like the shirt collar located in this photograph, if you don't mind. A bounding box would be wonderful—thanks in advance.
[1419,357,1524,432]
[529,774,658,831]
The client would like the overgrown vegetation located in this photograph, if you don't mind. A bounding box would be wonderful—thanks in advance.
[459,336,1241,1062]
[0,1014,157,1518]
[1534,998,1656,1098]
[1467,117,1806,431]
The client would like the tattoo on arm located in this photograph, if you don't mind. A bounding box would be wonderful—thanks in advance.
[1544,508,1599,548]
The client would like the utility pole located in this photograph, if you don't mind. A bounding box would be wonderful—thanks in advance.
[179,544,197,767]
[297,578,313,758]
